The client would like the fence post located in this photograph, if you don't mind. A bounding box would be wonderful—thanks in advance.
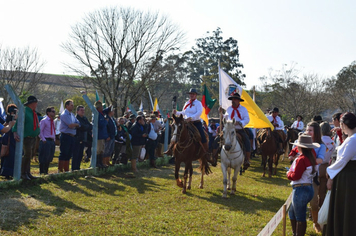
[282,204,287,236]
[4,84,24,181]
[82,94,98,171]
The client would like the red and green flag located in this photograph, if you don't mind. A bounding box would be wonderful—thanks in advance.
[200,84,216,125]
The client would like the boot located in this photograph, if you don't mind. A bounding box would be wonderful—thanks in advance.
[21,158,31,180]
[96,154,105,168]
[311,210,322,233]
[63,160,70,172]
[58,160,65,173]
[278,142,285,155]
[290,219,297,236]
[131,159,138,172]
[164,141,175,156]
[243,152,251,170]
[296,221,307,236]
[150,159,157,168]
[26,158,37,179]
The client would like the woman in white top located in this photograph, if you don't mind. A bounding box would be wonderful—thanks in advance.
[319,122,335,209]
[326,112,356,236]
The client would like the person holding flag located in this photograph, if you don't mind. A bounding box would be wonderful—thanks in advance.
[220,92,251,170]
[164,88,208,155]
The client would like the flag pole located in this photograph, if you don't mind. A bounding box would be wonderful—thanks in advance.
[146,87,154,112]
[218,60,223,132]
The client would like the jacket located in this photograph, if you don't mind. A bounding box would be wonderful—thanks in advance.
[130,122,147,146]
[75,115,92,142]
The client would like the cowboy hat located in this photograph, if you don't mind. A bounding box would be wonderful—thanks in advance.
[187,88,198,94]
[103,105,113,115]
[290,134,320,149]
[272,107,279,113]
[312,115,323,123]
[296,115,303,120]
[228,92,244,102]
[24,96,38,105]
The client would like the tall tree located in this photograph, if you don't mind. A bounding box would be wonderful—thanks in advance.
[61,7,184,116]
[185,27,245,98]
[259,63,330,123]
[328,61,356,113]
[0,45,46,107]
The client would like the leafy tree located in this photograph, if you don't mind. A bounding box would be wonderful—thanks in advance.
[328,61,356,113]
[185,27,245,99]
[62,7,184,116]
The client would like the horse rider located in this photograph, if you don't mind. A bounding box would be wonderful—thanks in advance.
[266,107,286,155]
[220,92,252,170]
[291,115,304,132]
[164,88,209,156]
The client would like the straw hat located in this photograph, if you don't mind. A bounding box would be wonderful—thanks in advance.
[290,134,320,149]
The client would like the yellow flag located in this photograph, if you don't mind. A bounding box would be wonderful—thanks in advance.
[153,98,158,111]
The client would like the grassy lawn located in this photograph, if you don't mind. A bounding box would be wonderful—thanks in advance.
[0,155,322,235]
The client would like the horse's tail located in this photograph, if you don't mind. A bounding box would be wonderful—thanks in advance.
[200,157,212,175]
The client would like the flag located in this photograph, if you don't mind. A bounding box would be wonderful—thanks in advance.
[0,98,6,119]
[127,99,131,111]
[153,98,160,114]
[200,84,216,125]
[95,90,100,101]
[59,100,64,114]
[139,99,143,112]
[219,67,273,130]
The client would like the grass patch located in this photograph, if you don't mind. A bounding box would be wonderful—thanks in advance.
[0,156,321,235]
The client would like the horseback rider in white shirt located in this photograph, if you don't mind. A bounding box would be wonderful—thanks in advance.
[291,115,304,132]
[267,107,286,155]
[220,92,252,170]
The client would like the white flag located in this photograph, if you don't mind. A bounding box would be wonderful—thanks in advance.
[0,98,6,118]
[219,67,242,110]
[60,101,64,114]
[139,99,143,112]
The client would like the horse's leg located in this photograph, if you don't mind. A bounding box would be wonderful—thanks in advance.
[187,162,193,190]
[274,154,280,175]
[182,164,189,194]
[221,161,228,198]
[268,154,273,178]
[199,160,205,189]
[262,155,267,177]
[231,165,239,195]
[175,161,183,188]
[227,166,232,190]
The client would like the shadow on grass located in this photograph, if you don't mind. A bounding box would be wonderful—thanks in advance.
[0,182,89,232]
[190,189,285,214]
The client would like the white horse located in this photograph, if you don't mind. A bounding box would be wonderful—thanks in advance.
[220,118,244,198]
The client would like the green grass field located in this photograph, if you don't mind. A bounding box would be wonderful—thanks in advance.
[0,155,322,235]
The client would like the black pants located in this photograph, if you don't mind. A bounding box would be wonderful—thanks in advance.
[38,139,55,174]
[72,140,85,171]
[146,139,157,161]
[193,121,207,143]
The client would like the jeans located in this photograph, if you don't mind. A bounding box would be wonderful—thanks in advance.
[289,185,314,221]
[193,121,207,143]
[146,138,157,161]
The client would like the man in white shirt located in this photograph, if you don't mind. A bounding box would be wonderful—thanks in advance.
[165,88,208,156]
[267,107,286,155]
[221,92,252,170]
[291,115,304,132]
[146,114,158,168]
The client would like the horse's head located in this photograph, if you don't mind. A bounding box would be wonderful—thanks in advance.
[222,118,236,151]
[172,114,186,141]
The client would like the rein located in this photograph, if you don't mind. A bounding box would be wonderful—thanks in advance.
[174,121,195,154]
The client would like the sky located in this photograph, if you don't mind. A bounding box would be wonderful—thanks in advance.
[1,0,355,90]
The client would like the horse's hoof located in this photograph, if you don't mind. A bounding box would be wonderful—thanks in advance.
[182,189,186,194]
[227,187,231,190]
[268,175,272,178]
[262,174,265,177]
[222,195,228,199]
[199,185,204,189]
[187,186,191,190]
[230,191,235,195]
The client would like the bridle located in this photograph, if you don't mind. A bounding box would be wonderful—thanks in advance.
[222,124,243,157]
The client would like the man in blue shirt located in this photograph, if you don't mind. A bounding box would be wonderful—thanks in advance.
[58,99,80,172]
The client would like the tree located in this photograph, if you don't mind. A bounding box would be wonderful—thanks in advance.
[0,45,46,107]
[62,7,185,116]
[328,61,356,113]
[185,27,245,98]
[259,63,330,124]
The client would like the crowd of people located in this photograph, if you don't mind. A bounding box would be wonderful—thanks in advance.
[0,95,168,180]
[285,112,355,235]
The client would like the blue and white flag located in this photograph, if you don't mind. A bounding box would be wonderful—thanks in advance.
[139,99,143,112]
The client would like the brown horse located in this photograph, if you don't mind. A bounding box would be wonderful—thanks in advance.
[172,114,215,194]
[286,127,299,154]
[257,128,283,177]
